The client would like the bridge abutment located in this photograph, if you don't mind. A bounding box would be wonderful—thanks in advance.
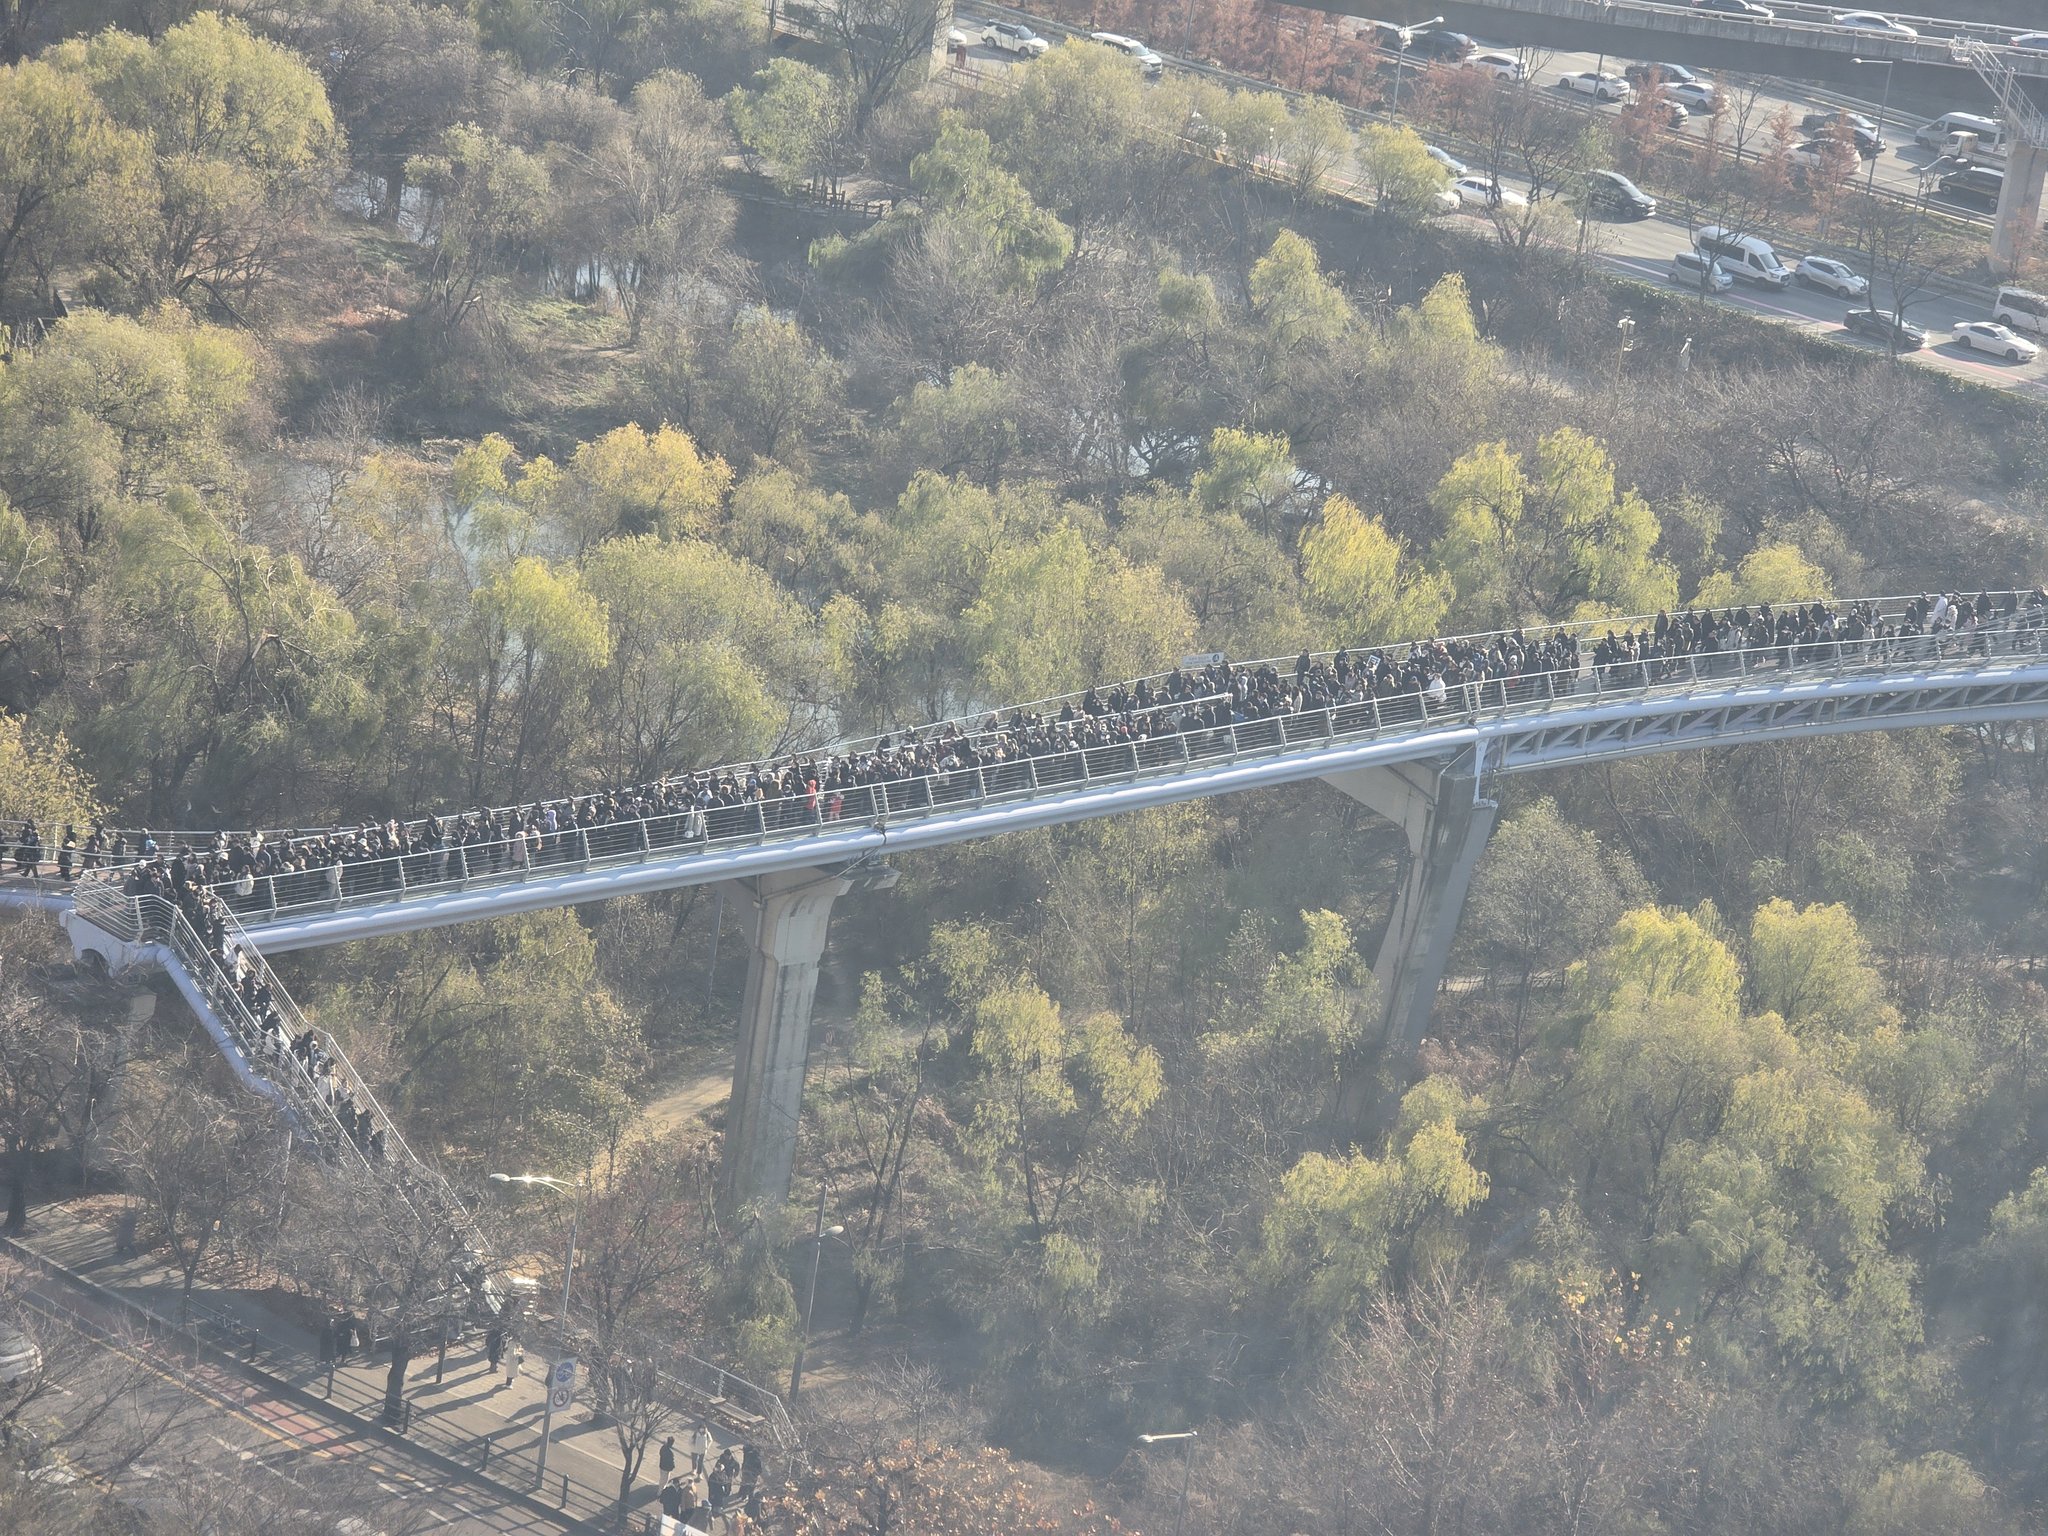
[1325,751,1498,1055]
[1994,141,2048,273]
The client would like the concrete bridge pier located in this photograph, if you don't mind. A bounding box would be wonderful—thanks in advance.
[716,861,897,1217]
[1324,749,1498,1056]
[1993,141,2048,273]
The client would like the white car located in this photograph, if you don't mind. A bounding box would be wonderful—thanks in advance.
[1088,31,1164,76]
[1953,321,2039,360]
[981,22,1049,57]
[1794,256,1869,297]
[1464,51,1526,81]
[1451,174,1527,209]
[1559,71,1635,103]
[1832,11,1918,37]
[1432,185,1463,212]
[1426,144,1469,177]
[1664,80,1719,112]
[0,1324,41,1387]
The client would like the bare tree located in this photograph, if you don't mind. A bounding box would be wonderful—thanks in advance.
[108,1071,286,1313]
[828,0,946,136]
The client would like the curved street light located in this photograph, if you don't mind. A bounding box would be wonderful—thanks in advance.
[489,1171,585,1484]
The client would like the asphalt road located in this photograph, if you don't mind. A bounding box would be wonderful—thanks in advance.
[14,1266,556,1535]
[954,13,2046,397]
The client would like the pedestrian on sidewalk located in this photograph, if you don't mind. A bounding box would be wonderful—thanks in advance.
[485,1324,504,1375]
[691,1420,712,1476]
[660,1478,685,1521]
[509,1340,524,1385]
[317,1316,336,1365]
[739,1441,762,1497]
[658,1434,677,1481]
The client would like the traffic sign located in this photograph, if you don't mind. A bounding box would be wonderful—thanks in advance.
[550,1383,575,1411]
[551,1357,578,1390]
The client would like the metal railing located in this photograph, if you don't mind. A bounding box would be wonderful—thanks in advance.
[126,597,2047,932]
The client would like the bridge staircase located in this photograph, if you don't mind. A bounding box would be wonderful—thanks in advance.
[69,881,504,1319]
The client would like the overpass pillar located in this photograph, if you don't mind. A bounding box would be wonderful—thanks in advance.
[717,862,897,1217]
[1992,141,2048,272]
[1323,751,1499,1055]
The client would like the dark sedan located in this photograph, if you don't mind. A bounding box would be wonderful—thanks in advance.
[1842,308,1928,350]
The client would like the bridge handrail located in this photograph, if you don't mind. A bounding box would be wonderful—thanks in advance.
[126,893,511,1320]
[154,608,2048,932]
[96,592,2039,866]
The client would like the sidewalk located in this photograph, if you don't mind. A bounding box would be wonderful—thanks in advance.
[12,1197,742,1531]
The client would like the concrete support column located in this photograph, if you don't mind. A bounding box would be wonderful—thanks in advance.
[717,867,853,1217]
[1324,752,1499,1055]
[1993,140,2048,272]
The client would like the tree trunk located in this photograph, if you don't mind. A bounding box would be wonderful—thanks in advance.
[384,1337,413,1419]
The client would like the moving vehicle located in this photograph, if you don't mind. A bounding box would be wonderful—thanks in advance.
[1993,286,2048,338]
[1790,140,1858,180]
[981,22,1049,57]
[1842,308,1927,349]
[1662,80,1720,112]
[1465,50,1526,81]
[1938,165,2005,209]
[1088,32,1164,76]
[1698,0,1776,17]
[1670,250,1733,291]
[1953,321,2039,361]
[0,1324,41,1387]
[1451,174,1526,209]
[1407,29,1476,62]
[1803,109,1878,136]
[1625,61,1707,89]
[1794,256,1868,298]
[1916,112,1998,153]
[2013,33,2048,50]
[1426,144,1468,176]
[1579,169,1657,219]
[1692,225,1792,288]
[1558,70,1634,102]
[1831,11,1918,37]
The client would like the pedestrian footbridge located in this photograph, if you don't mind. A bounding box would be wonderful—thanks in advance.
[27,597,2048,1217]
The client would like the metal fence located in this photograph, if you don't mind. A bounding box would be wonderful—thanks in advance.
[126,597,2048,933]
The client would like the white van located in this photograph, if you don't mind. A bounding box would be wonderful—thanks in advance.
[1917,111,2008,162]
[1994,286,2048,338]
[1691,225,1791,289]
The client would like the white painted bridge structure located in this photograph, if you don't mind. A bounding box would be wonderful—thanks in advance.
[30,596,2048,1225]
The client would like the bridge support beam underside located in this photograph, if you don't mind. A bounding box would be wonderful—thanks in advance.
[718,867,854,1216]
[1325,753,1499,1056]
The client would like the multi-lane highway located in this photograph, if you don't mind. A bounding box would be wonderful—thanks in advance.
[953,8,2047,398]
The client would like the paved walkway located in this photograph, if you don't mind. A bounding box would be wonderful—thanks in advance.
[11,1197,752,1531]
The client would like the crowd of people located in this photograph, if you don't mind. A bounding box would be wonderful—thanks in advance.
[12,591,2043,920]
[652,1427,766,1531]
[125,855,393,1165]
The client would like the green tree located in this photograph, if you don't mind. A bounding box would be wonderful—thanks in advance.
[966,979,1161,1238]
[1357,122,1451,216]
[61,14,338,312]
[904,121,1072,295]
[1693,540,1830,608]
[405,123,550,338]
[0,714,99,832]
[1431,427,1677,625]
[581,533,821,783]
[1248,1077,1488,1334]
[0,59,143,326]
[727,59,849,192]
[1299,493,1451,645]
[1248,228,1348,353]
[962,521,1193,704]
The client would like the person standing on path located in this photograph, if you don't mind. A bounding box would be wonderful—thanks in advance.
[691,1421,712,1477]
[658,1434,678,1482]
[508,1340,524,1386]
[485,1325,504,1376]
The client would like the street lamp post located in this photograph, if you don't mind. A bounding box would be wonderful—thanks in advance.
[1137,1430,1198,1536]
[489,1172,582,1485]
[1852,57,1895,201]
[787,1187,844,1402]
[1390,16,1443,113]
